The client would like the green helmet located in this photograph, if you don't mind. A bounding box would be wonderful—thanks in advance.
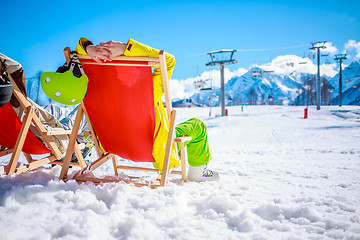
[41,70,88,105]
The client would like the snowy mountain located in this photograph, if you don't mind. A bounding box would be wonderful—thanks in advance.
[330,60,360,105]
[189,61,360,106]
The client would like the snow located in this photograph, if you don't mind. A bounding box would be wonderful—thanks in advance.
[1,105,360,240]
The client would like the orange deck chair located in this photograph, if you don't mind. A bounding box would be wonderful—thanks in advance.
[59,48,190,188]
[0,66,86,175]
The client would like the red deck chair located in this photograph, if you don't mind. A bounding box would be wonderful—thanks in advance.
[0,69,86,175]
[59,48,190,188]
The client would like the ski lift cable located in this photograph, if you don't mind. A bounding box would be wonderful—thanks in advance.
[184,43,309,57]
[236,43,309,52]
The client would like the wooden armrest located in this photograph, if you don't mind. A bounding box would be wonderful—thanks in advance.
[46,130,72,136]
[175,136,192,143]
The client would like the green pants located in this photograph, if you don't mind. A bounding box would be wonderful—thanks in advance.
[175,118,212,167]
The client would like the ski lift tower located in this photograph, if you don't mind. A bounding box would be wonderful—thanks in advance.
[334,54,347,107]
[310,41,327,110]
[206,49,237,116]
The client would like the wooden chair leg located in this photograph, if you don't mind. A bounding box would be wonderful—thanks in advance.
[23,153,33,163]
[160,110,176,186]
[6,107,34,175]
[180,142,187,181]
[112,156,119,176]
[60,105,84,179]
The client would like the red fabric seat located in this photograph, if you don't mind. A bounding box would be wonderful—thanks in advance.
[0,102,51,154]
[80,59,156,163]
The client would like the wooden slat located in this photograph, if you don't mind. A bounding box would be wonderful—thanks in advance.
[83,153,115,173]
[77,54,160,63]
[73,176,160,189]
[117,165,160,172]
[46,130,72,136]
[175,136,192,143]
[15,155,57,174]
[51,160,84,167]
[79,62,160,67]
[0,148,13,157]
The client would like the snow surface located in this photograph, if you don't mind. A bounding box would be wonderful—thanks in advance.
[1,106,360,240]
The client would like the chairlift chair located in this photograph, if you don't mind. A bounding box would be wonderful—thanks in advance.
[199,87,214,92]
[252,71,262,77]
[194,80,206,89]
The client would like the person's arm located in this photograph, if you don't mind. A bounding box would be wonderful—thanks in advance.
[73,37,93,55]
[73,37,112,64]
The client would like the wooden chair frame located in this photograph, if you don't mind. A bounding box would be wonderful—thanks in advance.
[59,48,190,188]
[0,68,86,175]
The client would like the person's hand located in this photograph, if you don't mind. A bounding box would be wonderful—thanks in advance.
[86,45,112,64]
[99,40,127,57]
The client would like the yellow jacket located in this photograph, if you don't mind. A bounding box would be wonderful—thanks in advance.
[74,37,179,171]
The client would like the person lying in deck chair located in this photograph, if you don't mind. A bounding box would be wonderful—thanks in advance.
[0,53,86,162]
[73,37,219,182]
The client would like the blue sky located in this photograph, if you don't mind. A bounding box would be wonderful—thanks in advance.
[1,0,359,80]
